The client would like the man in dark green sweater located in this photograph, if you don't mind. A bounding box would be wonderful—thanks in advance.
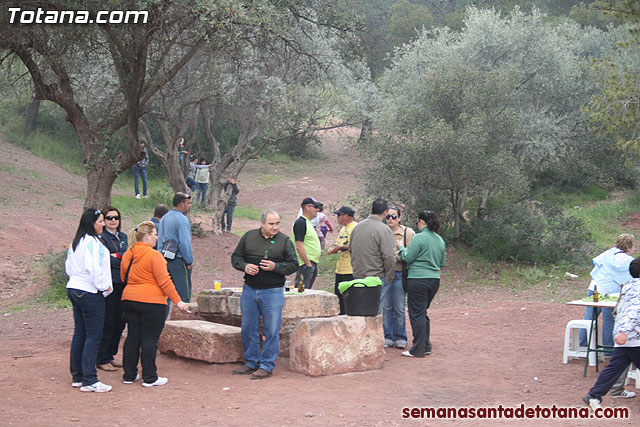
[231,210,298,379]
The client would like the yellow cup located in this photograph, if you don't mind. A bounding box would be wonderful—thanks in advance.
[214,280,222,291]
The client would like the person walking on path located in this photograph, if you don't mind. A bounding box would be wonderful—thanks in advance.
[132,142,149,199]
[293,197,322,289]
[583,257,640,411]
[397,210,446,358]
[231,210,298,379]
[383,206,415,349]
[97,206,128,371]
[327,206,357,315]
[157,192,194,302]
[65,208,113,392]
[121,221,190,387]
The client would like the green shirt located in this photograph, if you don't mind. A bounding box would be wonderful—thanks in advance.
[398,228,446,279]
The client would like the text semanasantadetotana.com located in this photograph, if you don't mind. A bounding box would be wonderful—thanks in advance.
[402,404,629,420]
[7,7,148,24]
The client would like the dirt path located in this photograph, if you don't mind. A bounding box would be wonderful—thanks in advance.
[0,133,638,426]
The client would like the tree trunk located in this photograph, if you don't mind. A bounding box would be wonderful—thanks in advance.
[84,161,118,210]
[358,118,372,145]
[166,148,189,193]
[24,98,40,135]
[477,189,490,219]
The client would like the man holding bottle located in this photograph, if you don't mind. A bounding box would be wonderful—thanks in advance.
[230,210,298,379]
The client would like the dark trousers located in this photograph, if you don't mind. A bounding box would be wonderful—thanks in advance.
[122,300,167,384]
[166,258,191,302]
[588,347,640,399]
[222,204,236,232]
[407,278,440,357]
[67,289,105,386]
[295,262,318,289]
[97,282,126,365]
[334,273,353,315]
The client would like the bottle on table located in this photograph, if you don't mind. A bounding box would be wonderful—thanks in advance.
[593,284,599,302]
[297,274,304,293]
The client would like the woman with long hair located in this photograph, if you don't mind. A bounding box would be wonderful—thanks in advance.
[121,221,189,387]
[96,206,128,371]
[397,210,446,358]
[65,208,113,392]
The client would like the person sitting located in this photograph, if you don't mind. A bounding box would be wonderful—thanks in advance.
[583,257,640,410]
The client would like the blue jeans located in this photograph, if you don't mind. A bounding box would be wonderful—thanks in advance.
[579,290,614,354]
[67,289,105,386]
[196,182,208,205]
[380,271,407,344]
[222,204,236,231]
[132,166,147,196]
[240,284,284,372]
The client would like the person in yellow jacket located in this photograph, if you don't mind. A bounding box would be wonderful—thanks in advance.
[120,221,189,387]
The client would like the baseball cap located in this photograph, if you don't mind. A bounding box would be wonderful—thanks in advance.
[301,197,320,208]
[333,206,355,217]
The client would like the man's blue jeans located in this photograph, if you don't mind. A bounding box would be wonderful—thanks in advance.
[380,271,407,345]
[579,290,614,354]
[222,204,236,231]
[67,289,105,386]
[240,285,284,373]
[132,166,147,196]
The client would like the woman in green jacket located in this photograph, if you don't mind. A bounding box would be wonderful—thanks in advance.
[397,210,446,358]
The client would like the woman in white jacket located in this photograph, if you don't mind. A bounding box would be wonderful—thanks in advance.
[65,209,113,392]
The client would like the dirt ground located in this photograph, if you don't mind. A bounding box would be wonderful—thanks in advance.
[1,132,639,426]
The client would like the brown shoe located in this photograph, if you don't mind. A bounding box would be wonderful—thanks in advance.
[97,363,117,372]
[250,368,272,380]
[109,360,122,368]
[232,365,258,375]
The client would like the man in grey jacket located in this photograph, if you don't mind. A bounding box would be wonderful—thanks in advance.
[349,198,396,289]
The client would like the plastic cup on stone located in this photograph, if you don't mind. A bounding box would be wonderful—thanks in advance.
[214,280,222,291]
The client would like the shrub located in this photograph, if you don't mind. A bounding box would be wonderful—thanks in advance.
[36,250,71,308]
[467,201,592,264]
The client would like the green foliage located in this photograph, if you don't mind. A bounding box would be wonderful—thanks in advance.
[36,250,71,308]
[466,201,592,264]
[233,206,263,221]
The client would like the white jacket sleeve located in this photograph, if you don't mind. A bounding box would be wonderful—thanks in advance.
[88,237,113,293]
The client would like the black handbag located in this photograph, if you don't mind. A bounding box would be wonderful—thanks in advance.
[401,227,409,293]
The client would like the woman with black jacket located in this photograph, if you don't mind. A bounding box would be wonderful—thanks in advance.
[97,206,128,371]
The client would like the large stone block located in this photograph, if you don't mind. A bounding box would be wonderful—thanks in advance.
[159,320,243,363]
[282,290,339,319]
[290,315,384,377]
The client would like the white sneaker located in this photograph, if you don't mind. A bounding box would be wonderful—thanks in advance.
[80,381,112,392]
[135,194,141,199]
[611,390,636,398]
[142,377,168,387]
[142,195,148,198]
[123,374,140,384]
[401,351,415,358]
[582,394,601,411]
[72,382,82,388]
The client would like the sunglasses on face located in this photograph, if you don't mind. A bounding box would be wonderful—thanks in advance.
[386,214,398,220]
[105,215,120,221]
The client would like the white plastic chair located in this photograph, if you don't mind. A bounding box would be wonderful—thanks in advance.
[563,319,604,366]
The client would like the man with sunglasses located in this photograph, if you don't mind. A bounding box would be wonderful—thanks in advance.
[328,206,358,314]
[349,199,396,310]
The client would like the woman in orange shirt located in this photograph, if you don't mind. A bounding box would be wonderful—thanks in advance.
[120,221,189,387]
